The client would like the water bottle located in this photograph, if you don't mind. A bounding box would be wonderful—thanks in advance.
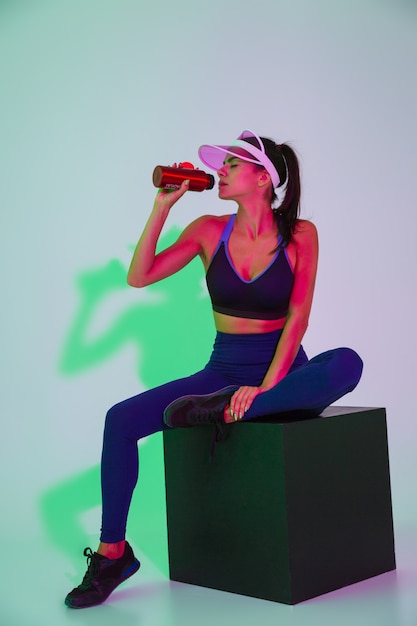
[152,162,215,192]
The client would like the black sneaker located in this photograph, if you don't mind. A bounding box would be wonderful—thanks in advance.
[163,386,237,430]
[65,541,140,609]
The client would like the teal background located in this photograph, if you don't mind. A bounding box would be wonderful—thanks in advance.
[1,1,416,624]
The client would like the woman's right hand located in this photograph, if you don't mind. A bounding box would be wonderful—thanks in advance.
[127,168,198,288]
[153,164,190,212]
[154,179,189,210]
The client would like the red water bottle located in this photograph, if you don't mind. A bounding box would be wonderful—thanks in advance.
[152,162,215,192]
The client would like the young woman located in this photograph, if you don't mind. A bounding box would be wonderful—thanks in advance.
[65,130,363,609]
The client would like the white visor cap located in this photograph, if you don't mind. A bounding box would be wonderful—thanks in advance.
[198,130,280,188]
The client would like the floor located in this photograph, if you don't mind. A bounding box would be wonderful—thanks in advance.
[4,523,417,626]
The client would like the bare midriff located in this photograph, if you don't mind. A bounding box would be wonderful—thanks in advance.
[213,310,287,334]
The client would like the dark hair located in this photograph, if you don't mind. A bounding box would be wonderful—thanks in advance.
[242,136,301,248]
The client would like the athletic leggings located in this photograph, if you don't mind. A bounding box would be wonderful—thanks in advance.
[100,330,363,542]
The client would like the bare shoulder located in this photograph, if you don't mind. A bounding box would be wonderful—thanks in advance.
[182,213,231,243]
[182,214,232,265]
[188,213,231,232]
[287,220,318,271]
[293,219,318,243]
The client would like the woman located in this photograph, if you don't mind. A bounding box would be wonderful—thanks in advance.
[65,130,363,609]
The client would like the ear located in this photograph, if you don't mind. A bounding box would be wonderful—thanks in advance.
[258,171,271,188]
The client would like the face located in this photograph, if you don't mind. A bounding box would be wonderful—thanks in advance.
[216,148,267,200]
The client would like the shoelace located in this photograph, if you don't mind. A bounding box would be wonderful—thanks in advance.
[185,405,232,460]
[187,406,224,425]
[209,421,232,461]
[80,547,100,588]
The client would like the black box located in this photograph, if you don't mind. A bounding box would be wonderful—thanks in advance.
[163,406,396,604]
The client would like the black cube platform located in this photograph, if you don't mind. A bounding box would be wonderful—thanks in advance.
[163,406,396,604]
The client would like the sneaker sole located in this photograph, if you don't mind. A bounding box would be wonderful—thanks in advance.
[65,558,141,609]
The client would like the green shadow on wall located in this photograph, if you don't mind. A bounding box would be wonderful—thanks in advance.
[39,227,215,576]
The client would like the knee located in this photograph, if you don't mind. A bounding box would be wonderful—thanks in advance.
[104,401,130,439]
[334,347,363,391]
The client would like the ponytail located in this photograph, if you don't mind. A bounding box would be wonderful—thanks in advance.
[272,143,300,248]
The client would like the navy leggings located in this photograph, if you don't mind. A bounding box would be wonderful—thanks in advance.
[100,330,363,542]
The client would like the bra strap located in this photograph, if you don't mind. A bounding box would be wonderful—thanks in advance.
[220,214,236,242]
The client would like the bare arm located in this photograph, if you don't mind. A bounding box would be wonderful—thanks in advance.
[227,220,319,420]
[127,180,204,287]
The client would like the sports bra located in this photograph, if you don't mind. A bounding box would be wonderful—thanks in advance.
[206,214,294,320]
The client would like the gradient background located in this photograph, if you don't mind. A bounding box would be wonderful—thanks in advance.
[1,0,417,624]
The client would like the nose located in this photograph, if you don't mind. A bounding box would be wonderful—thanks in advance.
[217,164,227,177]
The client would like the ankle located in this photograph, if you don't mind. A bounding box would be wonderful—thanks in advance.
[97,540,126,560]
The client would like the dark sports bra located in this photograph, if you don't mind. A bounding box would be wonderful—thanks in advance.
[206,214,294,320]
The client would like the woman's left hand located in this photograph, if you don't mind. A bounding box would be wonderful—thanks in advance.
[224,386,265,423]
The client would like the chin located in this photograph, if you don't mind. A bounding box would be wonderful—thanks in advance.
[218,188,231,200]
